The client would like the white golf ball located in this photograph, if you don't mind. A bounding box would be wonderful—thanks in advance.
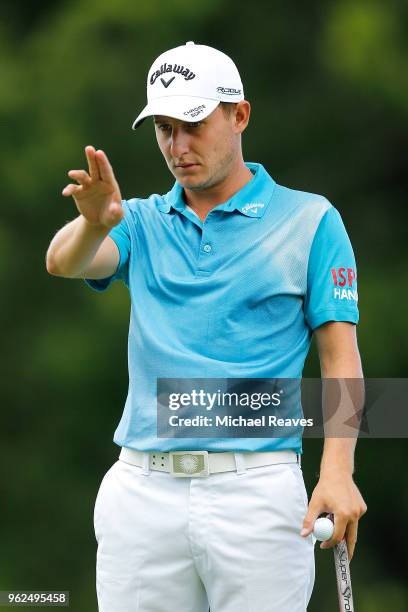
[313,517,334,542]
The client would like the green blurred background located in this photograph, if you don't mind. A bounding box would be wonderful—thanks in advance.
[1,0,407,610]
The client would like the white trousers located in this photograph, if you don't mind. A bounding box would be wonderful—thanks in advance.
[94,454,315,612]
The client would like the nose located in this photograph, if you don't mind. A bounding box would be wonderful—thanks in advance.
[169,127,190,160]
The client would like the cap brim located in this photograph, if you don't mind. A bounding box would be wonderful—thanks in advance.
[132,96,220,129]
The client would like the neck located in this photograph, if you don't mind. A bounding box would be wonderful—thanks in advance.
[183,158,253,220]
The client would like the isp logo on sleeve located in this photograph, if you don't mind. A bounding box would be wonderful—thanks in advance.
[331,267,358,301]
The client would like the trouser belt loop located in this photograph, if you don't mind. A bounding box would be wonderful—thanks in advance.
[142,452,151,475]
[234,452,246,475]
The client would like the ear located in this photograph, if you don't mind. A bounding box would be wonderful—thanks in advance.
[234,100,251,134]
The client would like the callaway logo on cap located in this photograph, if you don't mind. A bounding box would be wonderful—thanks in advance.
[132,41,244,129]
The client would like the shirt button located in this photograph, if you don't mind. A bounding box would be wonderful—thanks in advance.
[203,244,212,253]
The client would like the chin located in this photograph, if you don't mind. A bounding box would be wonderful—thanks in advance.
[177,175,205,190]
[181,178,199,189]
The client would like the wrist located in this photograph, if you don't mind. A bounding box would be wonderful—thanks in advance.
[319,462,354,479]
[319,466,354,478]
[80,215,110,234]
[320,439,355,476]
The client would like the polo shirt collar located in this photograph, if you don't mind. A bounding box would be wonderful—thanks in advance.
[158,163,275,218]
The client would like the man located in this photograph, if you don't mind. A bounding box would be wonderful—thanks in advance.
[46,42,366,611]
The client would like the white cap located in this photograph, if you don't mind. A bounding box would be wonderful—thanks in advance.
[132,41,244,129]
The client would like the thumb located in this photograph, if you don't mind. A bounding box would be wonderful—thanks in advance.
[101,201,124,229]
[300,500,321,537]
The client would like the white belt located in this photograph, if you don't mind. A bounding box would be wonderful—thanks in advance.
[119,447,300,477]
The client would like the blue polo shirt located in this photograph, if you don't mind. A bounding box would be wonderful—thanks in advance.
[85,163,359,453]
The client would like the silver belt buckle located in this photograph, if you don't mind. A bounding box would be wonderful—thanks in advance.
[169,451,210,477]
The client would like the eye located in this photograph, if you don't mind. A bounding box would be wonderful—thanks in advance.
[186,121,202,129]
[157,124,171,132]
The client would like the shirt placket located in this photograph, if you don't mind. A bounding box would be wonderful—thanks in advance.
[196,214,217,277]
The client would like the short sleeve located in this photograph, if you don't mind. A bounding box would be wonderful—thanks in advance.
[304,206,359,330]
[84,208,131,292]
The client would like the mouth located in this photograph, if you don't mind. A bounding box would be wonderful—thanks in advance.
[175,163,199,169]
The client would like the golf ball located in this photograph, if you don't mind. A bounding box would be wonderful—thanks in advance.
[313,517,334,542]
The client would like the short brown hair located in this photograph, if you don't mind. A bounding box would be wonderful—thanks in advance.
[220,102,237,117]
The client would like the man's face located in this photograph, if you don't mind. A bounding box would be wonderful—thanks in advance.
[153,105,239,191]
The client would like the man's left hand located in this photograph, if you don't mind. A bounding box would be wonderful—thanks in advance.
[300,469,367,560]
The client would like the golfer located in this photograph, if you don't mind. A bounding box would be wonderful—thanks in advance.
[46,42,367,612]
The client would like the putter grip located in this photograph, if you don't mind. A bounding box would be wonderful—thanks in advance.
[333,539,354,611]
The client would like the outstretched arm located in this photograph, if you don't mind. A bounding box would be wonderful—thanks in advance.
[46,146,124,279]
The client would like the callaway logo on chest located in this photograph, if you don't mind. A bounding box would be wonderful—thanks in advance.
[150,63,196,86]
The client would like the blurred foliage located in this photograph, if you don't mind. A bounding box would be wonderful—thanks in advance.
[0,0,407,610]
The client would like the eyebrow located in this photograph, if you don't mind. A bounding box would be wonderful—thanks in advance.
[153,118,205,128]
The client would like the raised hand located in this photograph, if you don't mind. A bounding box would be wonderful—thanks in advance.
[62,146,124,229]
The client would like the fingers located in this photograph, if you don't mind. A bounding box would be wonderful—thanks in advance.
[300,499,325,537]
[344,521,358,561]
[67,169,92,186]
[85,145,100,180]
[95,149,116,183]
[320,513,348,550]
[64,147,117,191]
[62,183,82,197]
[63,169,91,197]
